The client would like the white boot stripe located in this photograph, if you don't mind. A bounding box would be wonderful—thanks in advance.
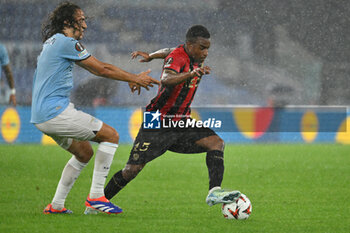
[89,202,120,212]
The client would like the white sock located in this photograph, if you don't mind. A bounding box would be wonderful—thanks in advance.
[51,156,87,210]
[89,142,118,199]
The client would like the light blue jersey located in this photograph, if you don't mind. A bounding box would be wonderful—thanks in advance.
[0,43,10,78]
[31,33,90,123]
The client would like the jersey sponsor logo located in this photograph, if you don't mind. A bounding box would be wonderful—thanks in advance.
[143,110,161,129]
[75,42,85,52]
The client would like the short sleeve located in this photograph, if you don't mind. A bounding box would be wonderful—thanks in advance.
[60,38,90,61]
[163,52,186,73]
[0,44,10,66]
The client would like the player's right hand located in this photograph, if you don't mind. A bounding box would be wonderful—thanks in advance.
[128,82,141,95]
[131,51,153,62]
[136,69,160,90]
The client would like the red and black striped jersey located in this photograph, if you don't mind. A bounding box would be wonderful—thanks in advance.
[146,45,202,120]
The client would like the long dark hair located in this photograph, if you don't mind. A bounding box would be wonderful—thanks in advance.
[41,2,81,42]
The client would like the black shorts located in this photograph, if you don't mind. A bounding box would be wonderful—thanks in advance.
[127,125,217,165]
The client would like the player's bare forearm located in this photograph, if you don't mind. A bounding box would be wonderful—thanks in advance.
[77,56,160,88]
[3,65,15,89]
[102,63,138,82]
[9,94,16,106]
[3,65,16,106]
[161,69,193,86]
[161,66,210,86]
[131,48,174,62]
[77,57,135,82]
[149,48,174,59]
[98,64,159,89]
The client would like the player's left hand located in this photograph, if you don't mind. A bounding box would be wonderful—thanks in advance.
[191,66,211,77]
[136,69,160,90]
[128,82,141,95]
[9,94,16,106]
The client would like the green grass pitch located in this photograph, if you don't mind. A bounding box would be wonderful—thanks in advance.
[0,144,349,233]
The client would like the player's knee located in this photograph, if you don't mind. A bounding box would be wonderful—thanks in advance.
[69,140,94,163]
[76,146,93,163]
[210,136,225,151]
[110,128,119,144]
[216,137,225,150]
[104,127,119,144]
[95,124,119,144]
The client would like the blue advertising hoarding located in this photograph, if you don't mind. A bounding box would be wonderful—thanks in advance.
[0,106,349,144]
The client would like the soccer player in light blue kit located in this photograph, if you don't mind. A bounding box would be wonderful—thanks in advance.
[31,2,159,215]
[0,43,16,106]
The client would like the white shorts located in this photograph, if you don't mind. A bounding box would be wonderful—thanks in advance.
[35,103,103,149]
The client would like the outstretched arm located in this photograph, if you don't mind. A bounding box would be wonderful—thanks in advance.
[76,56,160,90]
[127,47,174,94]
[3,64,16,106]
[131,48,175,62]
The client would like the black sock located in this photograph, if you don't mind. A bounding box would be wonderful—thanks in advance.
[104,170,129,200]
[206,150,224,190]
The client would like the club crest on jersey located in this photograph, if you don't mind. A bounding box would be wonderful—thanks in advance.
[75,42,85,52]
[164,57,173,68]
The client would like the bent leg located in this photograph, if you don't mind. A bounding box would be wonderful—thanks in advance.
[51,140,93,210]
[105,164,145,200]
[88,123,119,199]
[195,135,225,190]
[105,126,170,200]
[195,135,225,152]
[92,123,119,144]
[36,104,118,211]
[67,140,94,163]
[195,135,240,206]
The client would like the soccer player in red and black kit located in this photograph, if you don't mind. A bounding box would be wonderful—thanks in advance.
[104,25,241,208]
